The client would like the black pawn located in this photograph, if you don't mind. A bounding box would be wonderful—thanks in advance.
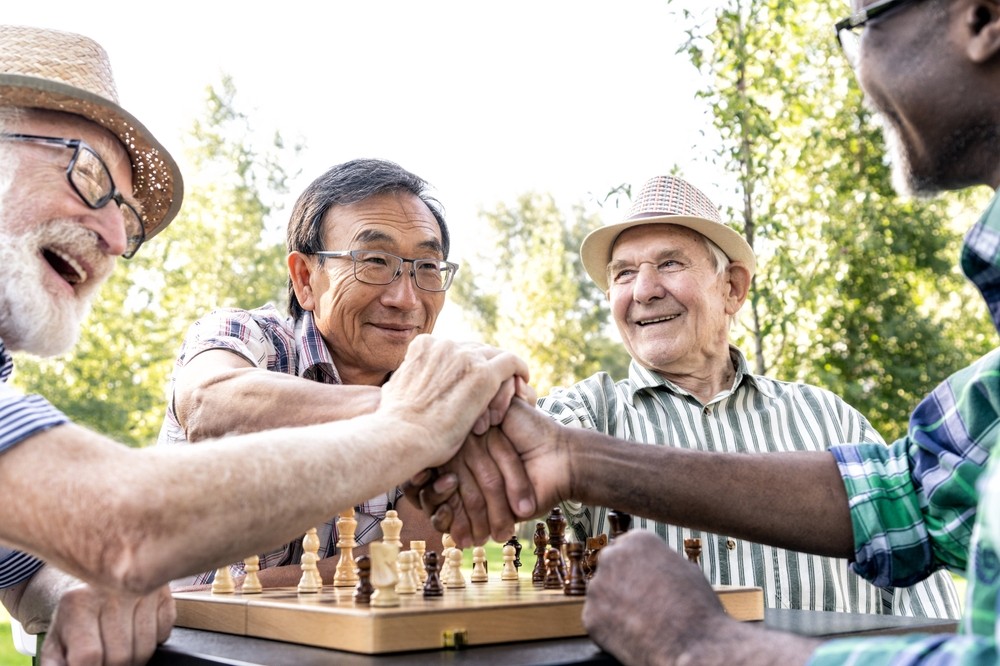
[543,548,564,590]
[608,509,632,542]
[353,555,373,604]
[423,550,444,597]
[564,543,587,596]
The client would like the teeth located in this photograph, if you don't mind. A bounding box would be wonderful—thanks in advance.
[638,315,678,326]
[49,248,88,285]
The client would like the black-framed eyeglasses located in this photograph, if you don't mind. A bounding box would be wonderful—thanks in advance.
[834,0,922,67]
[314,250,459,292]
[0,133,145,259]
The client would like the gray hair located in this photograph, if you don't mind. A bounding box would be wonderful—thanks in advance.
[285,159,449,318]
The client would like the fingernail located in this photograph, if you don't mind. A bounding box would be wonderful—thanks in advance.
[433,474,457,493]
[517,499,535,517]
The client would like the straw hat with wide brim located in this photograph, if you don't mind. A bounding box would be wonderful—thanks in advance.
[580,175,756,291]
[0,25,182,247]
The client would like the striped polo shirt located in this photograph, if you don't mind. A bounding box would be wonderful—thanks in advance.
[538,346,960,619]
[0,338,68,588]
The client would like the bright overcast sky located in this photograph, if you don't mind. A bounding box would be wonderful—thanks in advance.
[6,1,723,334]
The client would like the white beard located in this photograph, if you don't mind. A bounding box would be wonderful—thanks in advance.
[0,219,114,357]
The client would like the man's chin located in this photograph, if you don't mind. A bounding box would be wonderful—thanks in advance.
[3,323,80,358]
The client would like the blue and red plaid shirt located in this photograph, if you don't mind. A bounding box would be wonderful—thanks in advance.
[158,305,402,585]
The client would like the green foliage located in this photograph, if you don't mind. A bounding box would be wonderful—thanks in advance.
[453,193,629,394]
[10,76,295,447]
[673,0,996,441]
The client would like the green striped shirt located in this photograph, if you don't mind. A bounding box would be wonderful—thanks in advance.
[538,347,959,618]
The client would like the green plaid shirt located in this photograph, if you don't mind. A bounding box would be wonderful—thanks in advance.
[809,193,1000,664]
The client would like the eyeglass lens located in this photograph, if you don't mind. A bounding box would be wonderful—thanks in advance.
[70,146,144,257]
[353,251,453,291]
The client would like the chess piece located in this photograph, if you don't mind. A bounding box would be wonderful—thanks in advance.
[504,535,523,569]
[684,537,703,566]
[546,507,567,580]
[471,546,489,583]
[532,522,547,585]
[440,533,457,585]
[501,544,519,581]
[211,566,235,594]
[334,507,359,587]
[608,509,632,542]
[564,543,587,596]
[444,548,466,588]
[583,534,608,579]
[370,542,400,607]
[353,555,373,604]
[297,527,322,593]
[242,554,263,594]
[395,550,417,594]
[543,549,564,590]
[411,540,427,584]
[381,509,403,549]
[422,551,444,597]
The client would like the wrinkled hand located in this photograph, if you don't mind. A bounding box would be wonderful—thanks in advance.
[405,399,570,547]
[456,342,537,435]
[379,335,532,468]
[583,531,728,666]
[39,583,174,666]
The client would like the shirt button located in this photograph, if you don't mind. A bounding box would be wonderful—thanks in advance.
[726,539,736,550]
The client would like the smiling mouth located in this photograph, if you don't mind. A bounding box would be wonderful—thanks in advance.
[637,314,680,327]
[43,247,87,286]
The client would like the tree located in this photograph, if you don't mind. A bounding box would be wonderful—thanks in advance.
[673,0,995,441]
[11,76,297,447]
[453,193,630,395]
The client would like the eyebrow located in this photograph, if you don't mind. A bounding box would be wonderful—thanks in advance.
[354,229,444,256]
[607,248,687,274]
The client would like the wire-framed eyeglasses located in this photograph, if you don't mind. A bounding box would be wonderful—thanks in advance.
[314,250,459,292]
[834,0,922,68]
[0,133,145,259]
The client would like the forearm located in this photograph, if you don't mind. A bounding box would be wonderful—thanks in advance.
[566,430,854,557]
[180,367,380,441]
[0,416,431,594]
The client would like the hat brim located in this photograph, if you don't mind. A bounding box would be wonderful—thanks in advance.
[0,73,183,242]
[580,214,756,291]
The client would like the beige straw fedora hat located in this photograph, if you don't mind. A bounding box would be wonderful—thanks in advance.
[581,175,756,291]
[0,25,183,245]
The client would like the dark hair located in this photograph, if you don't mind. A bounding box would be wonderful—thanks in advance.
[285,159,450,318]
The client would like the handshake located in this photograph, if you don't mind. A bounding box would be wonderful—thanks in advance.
[378,334,571,547]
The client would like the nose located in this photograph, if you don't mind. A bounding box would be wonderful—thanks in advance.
[85,204,129,256]
[632,263,666,303]
[381,263,422,307]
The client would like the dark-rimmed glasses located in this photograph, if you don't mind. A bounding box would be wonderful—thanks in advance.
[314,250,459,292]
[834,0,922,68]
[0,133,145,258]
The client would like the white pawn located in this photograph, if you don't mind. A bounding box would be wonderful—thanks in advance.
[395,550,417,594]
[471,546,489,583]
[440,533,457,585]
[501,544,519,581]
[297,528,322,593]
[444,548,466,588]
[410,540,427,584]
[242,554,263,594]
[211,566,235,594]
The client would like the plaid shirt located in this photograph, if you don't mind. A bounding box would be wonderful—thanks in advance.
[808,193,1000,664]
[540,348,959,618]
[0,339,68,588]
[158,305,402,585]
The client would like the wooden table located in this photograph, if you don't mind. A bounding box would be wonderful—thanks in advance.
[148,609,958,665]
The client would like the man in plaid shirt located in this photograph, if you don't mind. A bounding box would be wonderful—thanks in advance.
[159,158,462,587]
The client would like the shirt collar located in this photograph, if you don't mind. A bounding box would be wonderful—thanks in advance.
[627,345,775,402]
[962,190,1000,334]
[293,311,342,384]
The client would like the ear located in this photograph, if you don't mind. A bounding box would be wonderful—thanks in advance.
[965,0,1000,63]
[288,251,317,312]
[724,262,751,315]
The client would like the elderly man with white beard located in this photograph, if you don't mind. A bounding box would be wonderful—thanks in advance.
[0,25,531,666]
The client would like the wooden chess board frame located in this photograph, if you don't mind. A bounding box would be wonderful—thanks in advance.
[173,576,764,654]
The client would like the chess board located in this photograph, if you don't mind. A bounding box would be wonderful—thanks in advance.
[173,576,764,654]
